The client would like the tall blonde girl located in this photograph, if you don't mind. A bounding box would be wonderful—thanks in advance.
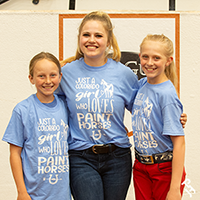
[57,11,139,200]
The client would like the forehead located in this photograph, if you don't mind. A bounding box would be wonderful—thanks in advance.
[81,20,106,33]
[34,59,58,72]
[141,40,166,55]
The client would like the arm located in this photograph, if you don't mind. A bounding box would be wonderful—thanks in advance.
[166,136,185,200]
[180,113,187,128]
[10,144,31,200]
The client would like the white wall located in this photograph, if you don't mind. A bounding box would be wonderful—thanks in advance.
[0,2,200,200]
[0,0,69,10]
[76,0,169,11]
[177,0,200,11]
[179,13,200,199]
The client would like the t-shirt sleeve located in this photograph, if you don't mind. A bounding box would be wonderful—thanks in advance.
[2,109,24,147]
[162,103,185,136]
[124,69,139,112]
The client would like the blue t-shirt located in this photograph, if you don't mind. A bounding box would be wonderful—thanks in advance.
[58,58,139,150]
[132,78,184,155]
[2,94,71,200]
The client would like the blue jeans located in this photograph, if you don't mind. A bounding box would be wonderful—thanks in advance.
[69,146,132,200]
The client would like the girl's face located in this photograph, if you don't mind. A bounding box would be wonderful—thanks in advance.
[139,40,172,84]
[29,59,62,103]
[79,20,109,67]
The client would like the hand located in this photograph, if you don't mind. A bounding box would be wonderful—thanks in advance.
[166,188,181,200]
[17,192,32,200]
[180,113,187,128]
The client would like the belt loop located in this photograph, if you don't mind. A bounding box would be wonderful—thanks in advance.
[108,143,112,153]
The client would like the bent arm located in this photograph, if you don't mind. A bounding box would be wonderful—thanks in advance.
[166,136,185,200]
[10,144,31,200]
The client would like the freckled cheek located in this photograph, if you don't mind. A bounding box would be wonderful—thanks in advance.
[80,37,88,44]
[140,60,146,67]
[36,81,43,86]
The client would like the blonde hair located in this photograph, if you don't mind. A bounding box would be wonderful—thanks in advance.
[140,34,177,88]
[61,11,121,65]
[29,52,61,77]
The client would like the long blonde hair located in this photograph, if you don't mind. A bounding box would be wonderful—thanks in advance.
[60,11,121,66]
[140,34,177,88]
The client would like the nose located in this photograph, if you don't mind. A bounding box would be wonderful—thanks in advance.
[147,58,153,66]
[45,76,51,84]
[88,35,95,42]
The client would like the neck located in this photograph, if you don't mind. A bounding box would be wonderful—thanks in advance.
[147,75,168,85]
[36,94,55,103]
[84,57,107,67]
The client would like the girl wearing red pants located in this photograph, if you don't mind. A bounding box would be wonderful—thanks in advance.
[132,34,186,200]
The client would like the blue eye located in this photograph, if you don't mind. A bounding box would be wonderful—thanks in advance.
[96,34,103,38]
[83,33,90,37]
[142,55,148,59]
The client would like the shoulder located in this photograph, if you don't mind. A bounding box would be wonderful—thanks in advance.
[62,58,82,71]
[6,95,35,129]
[157,81,182,107]
[111,59,133,72]
[14,95,35,113]
[56,94,67,106]
[160,81,177,98]
[138,77,147,88]
[110,59,138,80]
[139,80,181,106]
[56,94,69,111]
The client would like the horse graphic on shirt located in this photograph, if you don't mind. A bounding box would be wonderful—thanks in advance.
[100,79,114,98]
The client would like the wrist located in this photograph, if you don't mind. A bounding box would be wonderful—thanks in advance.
[169,185,180,191]
[17,186,27,194]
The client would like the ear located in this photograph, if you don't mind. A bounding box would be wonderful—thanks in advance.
[107,37,111,48]
[107,42,110,48]
[59,72,63,83]
[166,56,173,67]
[28,75,34,85]
[139,53,141,58]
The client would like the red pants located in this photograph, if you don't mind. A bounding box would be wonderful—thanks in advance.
[133,159,186,200]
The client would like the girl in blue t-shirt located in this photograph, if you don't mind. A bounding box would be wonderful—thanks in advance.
[2,52,71,200]
[59,11,139,200]
[132,34,186,200]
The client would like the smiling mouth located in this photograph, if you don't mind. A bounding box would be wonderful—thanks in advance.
[145,67,156,72]
[43,86,54,89]
[86,45,98,50]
